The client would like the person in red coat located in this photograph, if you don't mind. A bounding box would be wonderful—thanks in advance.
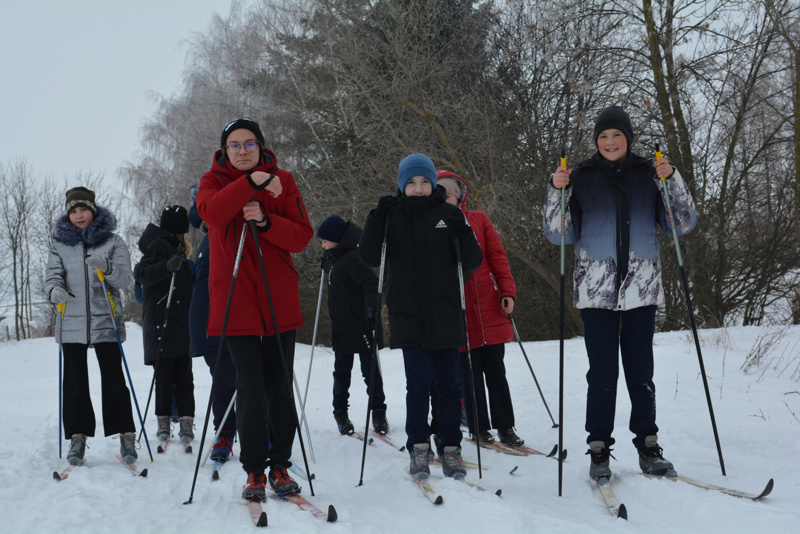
[196,118,313,502]
[436,170,524,447]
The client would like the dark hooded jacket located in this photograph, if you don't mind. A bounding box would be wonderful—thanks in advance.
[321,221,383,353]
[359,186,483,350]
[134,223,194,365]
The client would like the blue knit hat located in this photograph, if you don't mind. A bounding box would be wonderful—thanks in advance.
[397,153,437,193]
[317,216,348,243]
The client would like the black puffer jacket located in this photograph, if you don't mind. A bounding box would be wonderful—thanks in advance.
[359,187,483,350]
[134,224,194,365]
[322,222,383,353]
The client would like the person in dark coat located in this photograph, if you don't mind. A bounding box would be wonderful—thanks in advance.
[437,170,523,447]
[187,195,238,462]
[134,205,196,446]
[359,153,482,481]
[543,105,697,480]
[317,216,388,437]
[196,118,313,501]
[45,186,138,465]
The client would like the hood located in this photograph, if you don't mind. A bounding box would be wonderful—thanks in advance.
[324,221,363,261]
[137,222,179,253]
[54,206,117,247]
[435,169,469,211]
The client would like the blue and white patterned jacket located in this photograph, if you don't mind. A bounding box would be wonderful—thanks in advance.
[542,151,697,311]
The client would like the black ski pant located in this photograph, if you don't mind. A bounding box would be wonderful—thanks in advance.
[62,342,135,439]
[154,355,195,418]
[203,350,237,434]
[227,331,296,475]
[332,351,386,414]
[460,343,515,434]
[581,305,659,449]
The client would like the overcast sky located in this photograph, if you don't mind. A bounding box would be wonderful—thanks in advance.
[0,0,237,186]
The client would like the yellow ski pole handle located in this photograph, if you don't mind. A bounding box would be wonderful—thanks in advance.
[655,143,665,181]
[57,302,65,314]
[96,269,118,317]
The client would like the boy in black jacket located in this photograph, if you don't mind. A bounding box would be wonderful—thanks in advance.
[360,153,482,480]
[317,216,389,437]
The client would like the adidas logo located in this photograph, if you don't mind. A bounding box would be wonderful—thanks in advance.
[435,219,448,229]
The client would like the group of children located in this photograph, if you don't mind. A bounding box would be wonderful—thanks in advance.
[46,105,697,502]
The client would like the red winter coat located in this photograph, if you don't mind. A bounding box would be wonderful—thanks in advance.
[196,148,313,337]
[439,171,517,350]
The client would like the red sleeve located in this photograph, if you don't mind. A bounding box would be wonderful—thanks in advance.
[476,211,516,300]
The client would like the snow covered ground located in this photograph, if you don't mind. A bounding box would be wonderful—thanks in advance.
[1,323,798,533]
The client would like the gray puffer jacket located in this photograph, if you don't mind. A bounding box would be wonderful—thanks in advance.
[44,206,134,344]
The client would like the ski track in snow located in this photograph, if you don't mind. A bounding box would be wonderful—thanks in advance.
[1,323,798,533]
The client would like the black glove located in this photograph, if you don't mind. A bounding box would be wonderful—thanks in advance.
[373,195,396,221]
[366,307,377,331]
[448,211,471,240]
[166,255,185,272]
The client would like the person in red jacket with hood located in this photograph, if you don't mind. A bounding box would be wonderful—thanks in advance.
[436,170,524,447]
[195,118,313,503]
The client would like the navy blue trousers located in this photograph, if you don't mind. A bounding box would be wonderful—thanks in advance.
[332,351,386,413]
[581,305,658,448]
[402,347,462,453]
[203,350,237,434]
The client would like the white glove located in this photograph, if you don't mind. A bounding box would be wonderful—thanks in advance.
[86,255,109,273]
[50,287,71,304]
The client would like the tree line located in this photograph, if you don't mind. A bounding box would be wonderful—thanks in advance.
[2,0,798,343]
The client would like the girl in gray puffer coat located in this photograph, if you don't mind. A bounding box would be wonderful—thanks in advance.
[44,186,137,466]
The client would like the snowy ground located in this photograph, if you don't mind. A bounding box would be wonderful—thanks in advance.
[1,323,798,533]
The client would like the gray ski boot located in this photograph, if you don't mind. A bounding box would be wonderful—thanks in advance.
[67,433,87,466]
[441,445,467,480]
[119,432,138,464]
[156,416,171,441]
[637,435,676,476]
[587,440,613,480]
[179,416,194,443]
[409,442,431,480]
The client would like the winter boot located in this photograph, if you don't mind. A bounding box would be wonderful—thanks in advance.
[268,464,300,496]
[179,416,194,443]
[587,440,613,480]
[372,409,390,435]
[67,433,87,466]
[472,430,495,444]
[211,432,233,463]
[156,416,171,441]
[441,445,467,480]
[119,432,138,465]
[637,435,676,476]
[409,442,431,480]
[498,428,524,447]
[242,472,267,502]
[334,410,354,435]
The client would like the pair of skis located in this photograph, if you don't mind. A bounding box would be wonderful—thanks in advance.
[157,439,192,454]
[244,490,338,527]
[594,473,774,520]
[53,455,148,481]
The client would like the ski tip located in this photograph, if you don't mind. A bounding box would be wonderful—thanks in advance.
[309,473,316,481]
[617,504,628,520]
[139,468,148,478]
[368,437,375,445]
[561,449,568,461]
[327,504,338,522]
[546,444,558,457]
[52,471,62,481]
[434,495,444,505]
[399,445,406,452]
[551,423,559,428]
[495,489,502,496]
[157,446,165,453]
[257,511,268,527]
[760,478,774,499]
[509,466,519,475]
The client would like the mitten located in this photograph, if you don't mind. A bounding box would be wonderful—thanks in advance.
[50,287,71,304]
[166,255,185,273]
[86,255,109,273]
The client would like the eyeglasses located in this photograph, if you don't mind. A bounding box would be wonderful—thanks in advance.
[226,142,259,153]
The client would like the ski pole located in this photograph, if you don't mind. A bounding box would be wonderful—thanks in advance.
[300,269,325,437]
[185,221,247,505]
[655,143,725,475]
[96,269,153,462]
[508,311,558,428]
[558,148,566,496]
[358,216,389,487]
[57,302,65,458]
[454,239,483,478]
[247,219,315,496]
[292,370,316,463]
[139,242,183,444]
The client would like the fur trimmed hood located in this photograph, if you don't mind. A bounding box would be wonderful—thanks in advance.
[54,206,117,247]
